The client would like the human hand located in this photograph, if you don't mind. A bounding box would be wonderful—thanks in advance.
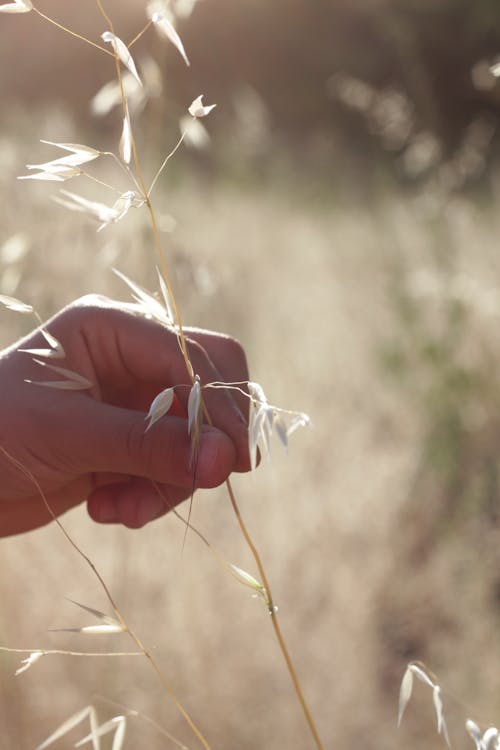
[0,295,251,537]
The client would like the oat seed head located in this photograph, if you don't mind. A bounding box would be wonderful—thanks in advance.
[113,268,174,327]
[19,327,66,359]
[0,294,33,313]
[145,386,175,431]
[26,359,93,390]
[188,95,217,118]
[91,58,162,117]
[15,650,44,676]
[53,190,142,232]
[148,8,190,66]
[101,32,142,86]
[398,664,450,746]
[0,0,32,13]
[465,722,500,750]
[119,106,133,165]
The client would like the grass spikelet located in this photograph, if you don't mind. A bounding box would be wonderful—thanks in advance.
[75,715,127,750]
[36,705,99,750]
[147,5,190,67]
[145,386,175,431]
[0,0,32,13]
[0,293,33,313]
[101,31,142,86]
[398,663,450,746]
[15,650,44,676]
[188,95,217,118]
[47,598,125,635]
[26,358,93,390]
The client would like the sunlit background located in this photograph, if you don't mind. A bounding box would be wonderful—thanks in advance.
[2,1,500,749]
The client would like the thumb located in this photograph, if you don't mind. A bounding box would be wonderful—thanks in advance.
[61,397,237,488]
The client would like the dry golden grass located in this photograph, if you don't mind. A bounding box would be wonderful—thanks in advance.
[2,106,500,750]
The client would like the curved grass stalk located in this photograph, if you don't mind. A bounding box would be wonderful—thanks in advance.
[95,0,194,380]
[93,2,325,746]
[20,3,325,747]
[0,646,143,658]
[0,446,214,750]
[224,478,325,750]
[148,130,187,199]
[128,19,153,49]
[32,5,112,56]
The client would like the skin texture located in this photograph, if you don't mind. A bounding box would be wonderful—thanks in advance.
[0,296,252,537]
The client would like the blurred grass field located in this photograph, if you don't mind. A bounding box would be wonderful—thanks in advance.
[3,4,500,749]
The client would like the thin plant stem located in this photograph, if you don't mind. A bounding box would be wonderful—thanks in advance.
[128,19,153,48]
[148,130,187,198]
[32,6,112,56]
[83,171,123,195]
[156,482,264,592]
[0,647,142,658]
[95,0,194,380]
[121,624,214,750]
[91,5,324,748]
[101,152,143,194]
[94,0,114,29]
[0,445,213,750]
[225,477,325,750]
[93,695,190,750]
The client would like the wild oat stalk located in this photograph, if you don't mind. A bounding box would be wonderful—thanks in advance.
[0,2,325,748]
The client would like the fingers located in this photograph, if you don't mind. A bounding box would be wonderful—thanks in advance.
[58,302,252,472]
[61,398,237,489]
[87,477,191,529]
